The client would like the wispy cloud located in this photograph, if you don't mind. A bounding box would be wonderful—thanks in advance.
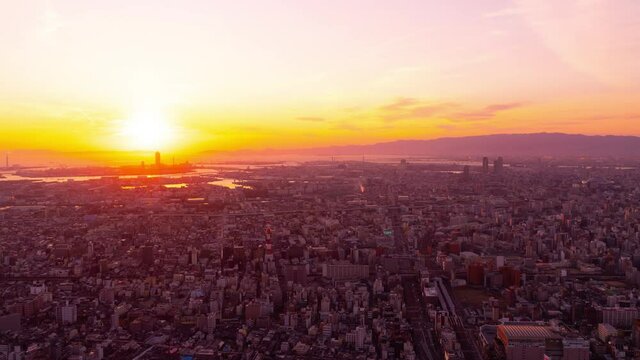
[374,97,527,125]
[379,98,456,121]
[379,97,420,112]
[451,102,524,121]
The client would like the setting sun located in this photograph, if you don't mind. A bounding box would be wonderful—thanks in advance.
[119,108,175,151]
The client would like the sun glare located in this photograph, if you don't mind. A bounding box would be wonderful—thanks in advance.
[120,108,175,151]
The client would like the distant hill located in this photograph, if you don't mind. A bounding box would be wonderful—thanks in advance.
[215,133,640,158]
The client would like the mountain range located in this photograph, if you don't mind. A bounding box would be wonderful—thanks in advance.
[212,133,640,158]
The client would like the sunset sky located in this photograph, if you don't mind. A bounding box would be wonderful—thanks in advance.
[1,0,640,161]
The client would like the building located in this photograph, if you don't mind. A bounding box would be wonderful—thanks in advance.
[561,338,589,360]
[355,326,367,349]
[155,151,161,167]
[87,241,94,257]
[467,262,485,286]
[496,324,554,360]
[322,263,369,280]
[496,323,588,360]
[494,157,504,173]
[482,157,489,173]
[284,263,308,285]
[597,323,618,342]
[56,301,77,324]
[600,307,639,328]
[188,246,199,265]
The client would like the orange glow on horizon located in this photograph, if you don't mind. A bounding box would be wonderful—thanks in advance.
[0,1,639,164]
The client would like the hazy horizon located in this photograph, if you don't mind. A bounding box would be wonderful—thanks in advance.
[4,132,640,167]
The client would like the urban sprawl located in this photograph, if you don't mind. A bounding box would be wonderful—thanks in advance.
[1,157,640,360]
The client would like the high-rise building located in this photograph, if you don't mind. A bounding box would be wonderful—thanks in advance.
[482,157,489,173]
[355,326,367,349]
[189,246,199,265]
[494,156,504,173]
[87,241,94,257]
[264,225,275,273]
[155,151,161,167]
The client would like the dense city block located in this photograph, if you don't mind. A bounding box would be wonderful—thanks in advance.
[1,159,640,360]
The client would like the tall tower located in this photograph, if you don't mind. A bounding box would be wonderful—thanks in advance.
[155,151,161,167]
[482,157,489,173]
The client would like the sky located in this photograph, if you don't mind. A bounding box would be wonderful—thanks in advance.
[1,0,640,163]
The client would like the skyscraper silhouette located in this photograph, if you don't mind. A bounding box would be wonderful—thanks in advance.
[494,157,504,173]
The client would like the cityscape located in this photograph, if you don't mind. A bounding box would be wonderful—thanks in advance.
[2,155,640,359]
[2,1,640,359]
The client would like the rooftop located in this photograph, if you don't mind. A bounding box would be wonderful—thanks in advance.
[498,325,557,340]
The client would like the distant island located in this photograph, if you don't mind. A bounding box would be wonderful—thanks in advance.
[16,162,195,178]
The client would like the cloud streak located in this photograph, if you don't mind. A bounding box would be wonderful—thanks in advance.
[452,102,525,121]
[379,98,456,122]
[378,98,523,123]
